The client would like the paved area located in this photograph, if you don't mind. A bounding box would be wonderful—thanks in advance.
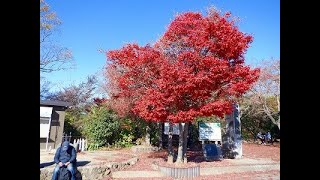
[112,171,166,178]
[111,157,280,179]
[200,163,280,175]
[41,143,280,179]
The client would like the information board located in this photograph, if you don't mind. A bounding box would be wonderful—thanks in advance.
[199,122,221,141]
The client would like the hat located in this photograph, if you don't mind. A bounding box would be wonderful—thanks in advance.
[62,141,70,151]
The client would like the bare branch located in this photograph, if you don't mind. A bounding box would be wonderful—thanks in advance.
[243,59,280,130]
[40,0,74,74]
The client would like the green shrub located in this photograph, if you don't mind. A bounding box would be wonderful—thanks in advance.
[64,110,84,136]
[114,130,134,148]
[83,106,120,150]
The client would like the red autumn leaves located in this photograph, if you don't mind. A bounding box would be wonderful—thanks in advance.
[106,10,259,123]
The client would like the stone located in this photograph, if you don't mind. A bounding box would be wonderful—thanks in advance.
[222,103,242,159]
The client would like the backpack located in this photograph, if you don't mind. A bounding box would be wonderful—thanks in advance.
[58,166,71,180]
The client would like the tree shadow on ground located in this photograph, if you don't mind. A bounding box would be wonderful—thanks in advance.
[74,161,90,180]
[75,170,82,180]
[40,161,55,168]
[186,149,206,163]
[77,161,91,167]
[146,149,170,161]
[40,160,91,168]
[147,146,223,164]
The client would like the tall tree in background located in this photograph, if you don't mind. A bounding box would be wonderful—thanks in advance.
[40,77,51,99]
[47,76,98,135]
[40,0,75,99]
[47,76,97,109]
[246,59,280,130]
[106,7,259,164]
[40,0,74,74]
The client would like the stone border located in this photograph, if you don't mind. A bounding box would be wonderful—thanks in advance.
[131,146,159,153]
[40,155,138,180]
[107,157,139,170]
[152,161,200,179]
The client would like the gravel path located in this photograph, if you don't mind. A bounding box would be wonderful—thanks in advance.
[106,142,280,180]
[111,158,279,179]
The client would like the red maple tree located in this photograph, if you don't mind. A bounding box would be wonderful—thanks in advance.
[106,8,259,163]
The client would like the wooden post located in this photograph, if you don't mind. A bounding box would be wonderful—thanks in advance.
[84,138,85,151]
[79,139,82,152]
[81,138,85,151]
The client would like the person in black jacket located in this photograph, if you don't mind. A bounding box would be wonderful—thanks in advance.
[51,141,77,180]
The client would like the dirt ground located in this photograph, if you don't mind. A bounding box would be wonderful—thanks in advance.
[108,142,280,180]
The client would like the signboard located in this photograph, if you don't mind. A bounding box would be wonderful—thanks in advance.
[199,122,221,141]
[164,123,180,135]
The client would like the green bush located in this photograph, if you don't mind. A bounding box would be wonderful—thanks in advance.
[241,110,280,141]
[116,116,155,146]
[64,110,85,137]
[83,106,120,150]
[114,129,134,148]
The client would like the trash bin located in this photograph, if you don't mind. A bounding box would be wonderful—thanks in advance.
[203,143,223,161]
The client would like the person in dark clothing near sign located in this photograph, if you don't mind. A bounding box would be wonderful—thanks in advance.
[266,131,272,144]
[52,141,77,180]
[256,132,266,145]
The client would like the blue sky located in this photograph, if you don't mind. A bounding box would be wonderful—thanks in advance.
[44,0,279,91]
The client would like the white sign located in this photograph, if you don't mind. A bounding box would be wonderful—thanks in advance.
[40,107,53,138]
[164,123,180,135]
[40,124,50,138]
[40,107,53,117]
[199,122,222,141]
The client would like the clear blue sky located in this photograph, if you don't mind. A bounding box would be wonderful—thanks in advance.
[44,0,279,91]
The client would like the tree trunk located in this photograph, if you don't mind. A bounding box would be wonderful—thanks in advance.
[277,116,280,130]
[276,95,280,113]
[145,125,151,146]
[276,94,280,130]
[167,122,174,163]
[158,122,163,149]
[263,104,280,130]
[176,123,184,164]
[183,122,189,163]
